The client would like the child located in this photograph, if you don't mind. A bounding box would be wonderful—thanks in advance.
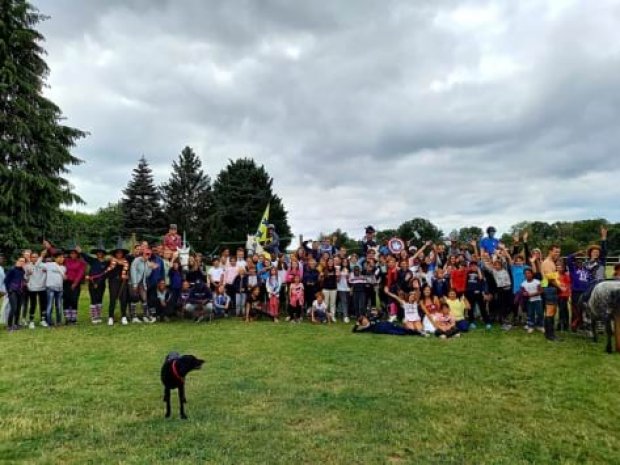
[350,267,367,317]
[557,261,571,332]
[189,280,213,323]
[336,264,351,323]
[265,268,281,321]
[213,284,231,318]
[45,251,66,326]
[179,280,191,317]
[434,303,460,339]
[311,291,329,324]
[155,279,172,320]
[432,267,450,300]
[232,267,249,317]
[4,257,26,331]
[63,248,86,325]
[245,285,278,323]
[521,267,543,334]
[385,289,423,333]
[445,289,471,332]
[78,244,108,325]
[288,274,304,323]
[168,260,183,311]
[352,315,421,336]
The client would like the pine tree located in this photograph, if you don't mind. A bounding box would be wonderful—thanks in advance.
[208,158,292,250]
[160,146,211,241]
[0,1,86,253]
[121,157,164,239]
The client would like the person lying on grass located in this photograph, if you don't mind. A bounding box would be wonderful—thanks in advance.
[384,288,423,333]
[245,285,279,323]
[352,314,421,336]
[445,289,471,332]
[434,303,461,339]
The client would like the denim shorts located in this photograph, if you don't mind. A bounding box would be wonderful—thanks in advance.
[543,287,558,305]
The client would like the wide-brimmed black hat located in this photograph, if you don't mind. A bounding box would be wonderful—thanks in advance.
[90,238,107,255]
[365,225,376,234]
[109,237,129,256]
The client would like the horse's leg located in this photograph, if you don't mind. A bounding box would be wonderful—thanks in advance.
[592,314,598,343]
[614,313,620,353]
[605,314,613,354]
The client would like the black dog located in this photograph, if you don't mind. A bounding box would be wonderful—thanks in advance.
[160,352,204,419]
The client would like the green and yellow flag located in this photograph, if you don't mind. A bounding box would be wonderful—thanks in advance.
[255,203,270,243]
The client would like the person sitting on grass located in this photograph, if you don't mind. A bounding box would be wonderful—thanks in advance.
[420,285,441,334]
[213,284,231,318]
[245,285,279,323]
[445,288,471,332]
[434,303,461,339]
[384,288,423,333]
[311,291,330,324]
[352,314,421,336]
[188,279,213,323]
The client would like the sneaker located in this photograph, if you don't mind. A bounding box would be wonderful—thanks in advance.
[536,326,545,333]
[29,321,35,330]
[485,324,492,330]
[469,323,477,330]
[195,316,205,323]
[501,324,512,331]
[389,315,397,323]
[527,327,534,334]
[424,331,431,338]
[285,317,291,322]
[40,320,49,328]
[131,317,141,324]
[344,317,350,324]
[108,318,114,326]
[149,316,157,324]
[439,334,447,339]
[454,333,461,338]
[121,317,128,325]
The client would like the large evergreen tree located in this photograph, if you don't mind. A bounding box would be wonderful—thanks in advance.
[160,146,211,241]
[0,1,86,253]
[122,157,164,238]
[208,158,292,250]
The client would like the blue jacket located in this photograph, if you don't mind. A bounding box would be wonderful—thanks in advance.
[4,267,25,293]
[147,255,165,287]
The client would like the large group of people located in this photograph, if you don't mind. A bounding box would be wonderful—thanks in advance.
[1,223,618,342]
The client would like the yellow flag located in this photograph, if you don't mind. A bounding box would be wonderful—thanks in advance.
[255,203,270,243]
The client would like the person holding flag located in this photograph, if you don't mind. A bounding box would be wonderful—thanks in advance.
[255,204,280,257]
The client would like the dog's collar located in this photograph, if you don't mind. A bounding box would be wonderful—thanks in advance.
[171,360,184,384]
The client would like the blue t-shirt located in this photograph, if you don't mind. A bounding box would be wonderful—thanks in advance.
[480,237,499,255]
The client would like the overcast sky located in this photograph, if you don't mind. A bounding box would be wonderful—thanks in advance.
[37,0,620,241]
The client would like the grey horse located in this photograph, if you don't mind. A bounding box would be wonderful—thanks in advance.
[582,280,620,354]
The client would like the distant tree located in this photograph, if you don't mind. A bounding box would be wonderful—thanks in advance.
[0,1,86,254]
[458,226,483,243]
[121,157,164,239]
[207,158,292,251]
[396,218,443,246]
[318,229,358,251]
[160,146,212,241]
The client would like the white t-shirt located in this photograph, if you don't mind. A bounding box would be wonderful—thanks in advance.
[313,300,327,313]
[403,302,421,322]
[521,279,542,302]
[423,315,436,333]
[208,267,224,284]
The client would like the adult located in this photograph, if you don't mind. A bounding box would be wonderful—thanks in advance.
[106,240,130,326]
[584,227,608,282]
[360,225,377,257]
[25,251,47,328]
[78,242,109,324]
[63,246,86,325]
[130,247,157,323]
[541,245,563,341]
[480,226,499,256]
[4,256,26,331]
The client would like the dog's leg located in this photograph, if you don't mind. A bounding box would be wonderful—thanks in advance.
[164,388,171,418]
[179,385,187,420]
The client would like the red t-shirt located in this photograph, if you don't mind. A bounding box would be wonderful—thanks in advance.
[450,268,467,293]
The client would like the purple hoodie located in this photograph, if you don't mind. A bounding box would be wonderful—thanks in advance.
[567,254,590,293]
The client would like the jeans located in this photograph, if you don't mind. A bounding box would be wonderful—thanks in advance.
[28,290,47,322]
[46,289,63,325]
[235,293,247,317]
[337,291,349,318]
[352,291,367,317]
[8,291,24,327]
[526,300,543,328]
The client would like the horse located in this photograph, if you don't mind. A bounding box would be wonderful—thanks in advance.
[246,234,265,257]
[582,280,620,354]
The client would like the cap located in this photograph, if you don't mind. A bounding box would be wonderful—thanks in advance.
[170,224,177,230]
[365,225,376,234]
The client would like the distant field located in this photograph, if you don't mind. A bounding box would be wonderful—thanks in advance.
[0,293,619,464]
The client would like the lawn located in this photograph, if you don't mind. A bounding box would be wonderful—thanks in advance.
[1,294,619,465]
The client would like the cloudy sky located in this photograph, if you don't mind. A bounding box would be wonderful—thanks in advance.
[37,0,620,241]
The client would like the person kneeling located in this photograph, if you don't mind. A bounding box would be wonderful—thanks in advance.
[186,280,213,323]
[311,292,330,324]
[434,303,461,339]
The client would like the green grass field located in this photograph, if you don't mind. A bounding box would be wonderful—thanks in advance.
[1,293,619,465]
